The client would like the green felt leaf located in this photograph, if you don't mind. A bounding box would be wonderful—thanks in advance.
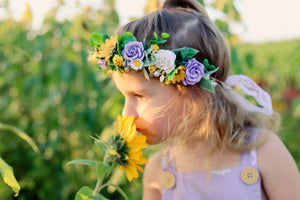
[122,32,137,44]
[102,34,109,42]
[150,39,158,45]
[154,32,158,40]
[117,35,123,54]
[198,78,214,92]
[165,68,179,84]
[143,58,156,66]
[173,47,199,61]
[180,47,199,60]
[158,39,167,44]
[142,68,150,82]
[204,67,219,76]
[161,32,170,38]
[90,31,104,46]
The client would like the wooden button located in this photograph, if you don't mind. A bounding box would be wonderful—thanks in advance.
[163,172,176,189]
[241,167,259,185]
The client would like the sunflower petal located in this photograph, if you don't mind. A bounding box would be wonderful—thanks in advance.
[124,161,138,182]
[128,135,147,148]
[135,165,144,172]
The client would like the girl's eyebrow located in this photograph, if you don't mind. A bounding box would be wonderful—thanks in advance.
[131,88,151,94]
[125,87,154,96]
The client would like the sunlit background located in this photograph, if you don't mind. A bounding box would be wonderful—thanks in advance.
[0,0,299,199]
[3,0,300,43]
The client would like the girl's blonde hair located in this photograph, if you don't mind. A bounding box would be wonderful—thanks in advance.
[116,0,279,153]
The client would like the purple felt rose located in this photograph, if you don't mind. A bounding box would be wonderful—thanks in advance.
[183,58,205,85]
[122,41,145,61]
[97,59,108,70]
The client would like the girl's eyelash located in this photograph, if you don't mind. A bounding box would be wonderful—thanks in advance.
[134,93,143,98]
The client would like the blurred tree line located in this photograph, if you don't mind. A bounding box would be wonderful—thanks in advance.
[0,0,299,199]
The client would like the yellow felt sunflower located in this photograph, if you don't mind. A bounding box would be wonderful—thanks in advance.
[109,115,148,181]
[98,35,118,62]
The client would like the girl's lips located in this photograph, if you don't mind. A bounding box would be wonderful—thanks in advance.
[136,128,146,133]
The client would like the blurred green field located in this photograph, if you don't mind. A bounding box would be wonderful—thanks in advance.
[0,1,299,199]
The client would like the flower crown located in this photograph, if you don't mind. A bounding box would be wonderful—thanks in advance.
[88,31,219,92]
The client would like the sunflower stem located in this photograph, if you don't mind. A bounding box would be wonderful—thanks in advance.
[92,151,109,196]
[98,181,129,200]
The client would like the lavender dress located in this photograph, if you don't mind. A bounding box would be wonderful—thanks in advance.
[161,146,262,200]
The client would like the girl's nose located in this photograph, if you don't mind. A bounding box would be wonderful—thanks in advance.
[122,99,138,119]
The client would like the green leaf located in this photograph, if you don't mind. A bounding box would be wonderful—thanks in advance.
[142,38,146,47]
[204,67,219,76]
[143,58,156,66]
[96,161,111,180]
[117,35,123,54]
[122,32,137,44]
[145,46,152,55]
[154,32,158,40]
[198,78,214,92]
[0,123,39,153]
[75,186,93,200]
[75,186,107,200]
[180,47,199,60]
[158,39,167,44]
[0,157,20,197]
[90,31,104,46]
[150,39,158,45]
[102,34,109,42]
[67,159,97,166]
[94,141,107,151]
[108,62,116,70]
[173,47,199,60]
[142,68,150,82]
[165,68,179,84]
[75,186,105,200]
[161,32,170,38]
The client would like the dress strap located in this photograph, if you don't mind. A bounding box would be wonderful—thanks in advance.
[161,147,176,171]
[241,128,260,167]
[240,148,258,167]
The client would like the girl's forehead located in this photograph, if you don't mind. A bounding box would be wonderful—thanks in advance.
[112,71,176,96]
[112,71,156,92]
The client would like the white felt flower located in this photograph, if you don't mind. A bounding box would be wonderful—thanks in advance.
[155,50,176,72]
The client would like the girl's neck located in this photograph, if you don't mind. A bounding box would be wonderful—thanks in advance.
[171,141,241,172]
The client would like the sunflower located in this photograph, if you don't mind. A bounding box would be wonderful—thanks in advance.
[108,115,148,181]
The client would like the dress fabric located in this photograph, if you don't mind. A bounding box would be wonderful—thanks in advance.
[161,138,262,200]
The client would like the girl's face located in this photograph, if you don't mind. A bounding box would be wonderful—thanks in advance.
[112,71,178,145]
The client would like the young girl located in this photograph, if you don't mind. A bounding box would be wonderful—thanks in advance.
[90,0,300,199]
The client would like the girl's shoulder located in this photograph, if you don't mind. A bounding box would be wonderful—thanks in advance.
[257,128,294,170]
[257,129,300,199]
[143,151,164,200]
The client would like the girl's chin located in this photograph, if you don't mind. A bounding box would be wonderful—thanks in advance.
[146,137,162,145]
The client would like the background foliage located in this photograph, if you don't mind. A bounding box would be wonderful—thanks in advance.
[0,0,299,199]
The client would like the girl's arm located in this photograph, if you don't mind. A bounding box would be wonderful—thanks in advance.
[143,151,163,200]
[258,130,300,200]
